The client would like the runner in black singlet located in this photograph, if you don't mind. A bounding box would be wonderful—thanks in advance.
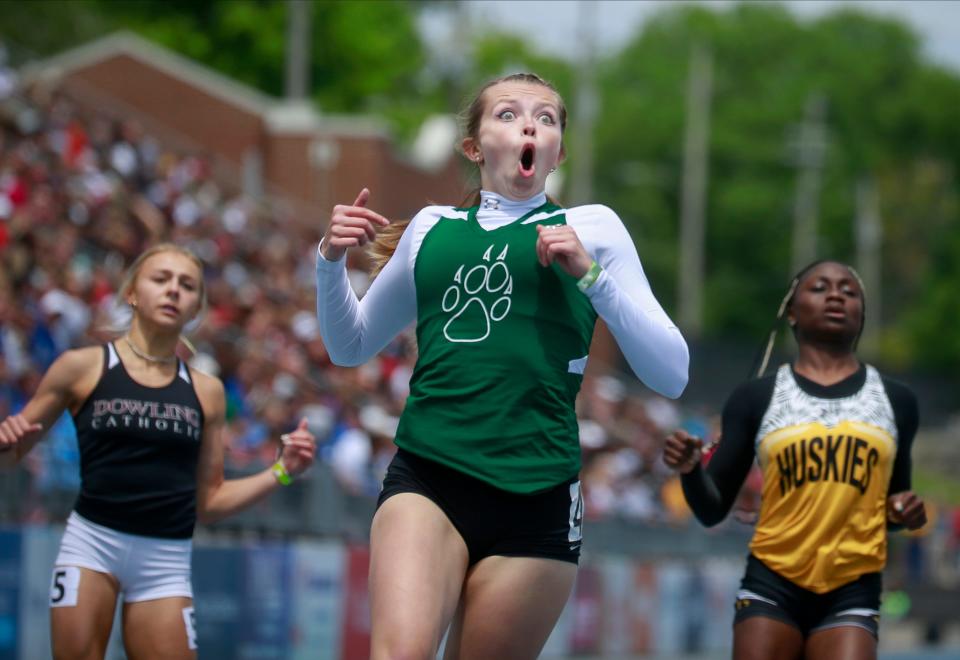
[0,243,316,659]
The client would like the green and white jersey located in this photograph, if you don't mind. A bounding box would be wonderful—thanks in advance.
[316,191,688,493]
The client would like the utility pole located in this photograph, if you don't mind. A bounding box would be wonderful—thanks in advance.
[855,176,882,350]
[286,0,311,100]
[677,43,713,337]
[571,0,618,372]
[789,94,828,275]
[569,0,597,205]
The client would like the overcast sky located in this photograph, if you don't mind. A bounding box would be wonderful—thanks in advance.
[455,0,960,72]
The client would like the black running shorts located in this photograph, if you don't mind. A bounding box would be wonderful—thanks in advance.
[734,554,881,639]
[378,448,583,565]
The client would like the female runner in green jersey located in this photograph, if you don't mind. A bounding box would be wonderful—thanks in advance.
[317,73,689,660]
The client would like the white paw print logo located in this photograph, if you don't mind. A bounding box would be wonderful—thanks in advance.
[442,244,513,343]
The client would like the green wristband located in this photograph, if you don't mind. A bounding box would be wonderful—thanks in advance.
[271,460,293,486]
[576,261,602,292]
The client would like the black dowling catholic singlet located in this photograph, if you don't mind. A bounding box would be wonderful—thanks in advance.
[72,343,205,539]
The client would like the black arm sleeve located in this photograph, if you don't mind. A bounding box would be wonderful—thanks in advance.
[883,376,919,495]
[681,376,774,527]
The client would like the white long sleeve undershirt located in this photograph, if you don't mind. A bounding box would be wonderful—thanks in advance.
[316,190,689,399]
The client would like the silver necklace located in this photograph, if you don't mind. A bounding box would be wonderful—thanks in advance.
[123,336,177,365]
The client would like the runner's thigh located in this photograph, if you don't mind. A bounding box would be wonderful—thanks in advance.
[370,492,469,660]
[50,566,119,660]
[443,555,576,660]
[122,596,196,660]
[805,625,877,660]
[733,617,804,660]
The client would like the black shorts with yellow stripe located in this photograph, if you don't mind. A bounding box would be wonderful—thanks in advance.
[734,555,881,639]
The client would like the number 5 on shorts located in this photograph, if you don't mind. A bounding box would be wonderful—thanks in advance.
[50,566,81,607]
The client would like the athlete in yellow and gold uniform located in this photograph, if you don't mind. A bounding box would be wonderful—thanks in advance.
[663,261,927,660]
[750,362,904,593]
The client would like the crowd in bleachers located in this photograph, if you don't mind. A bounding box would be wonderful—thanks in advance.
[0,73,725,530]
[4,69,960,594]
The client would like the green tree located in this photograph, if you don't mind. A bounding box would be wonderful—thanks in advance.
[594,4,960,376]
[6,1,956,377]
[0,1,436,138]
[0,1,112,62]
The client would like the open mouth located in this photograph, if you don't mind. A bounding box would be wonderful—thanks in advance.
[519,144,535,177]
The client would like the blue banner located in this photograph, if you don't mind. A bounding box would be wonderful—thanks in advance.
[240,543,293,658]
[193,545,245,657]
[0,530,21,658]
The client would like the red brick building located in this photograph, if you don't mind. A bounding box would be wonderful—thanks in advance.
[22,33,621,371]
[23,31,468,224]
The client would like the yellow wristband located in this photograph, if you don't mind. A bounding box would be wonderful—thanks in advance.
[577,261,602,292]
[271,460,292,486]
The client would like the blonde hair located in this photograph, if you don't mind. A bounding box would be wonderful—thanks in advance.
[753,260,866,378]
[367,220,411,278]
[115,243,207,352]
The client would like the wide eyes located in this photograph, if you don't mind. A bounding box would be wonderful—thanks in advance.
[495,109,557,125]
